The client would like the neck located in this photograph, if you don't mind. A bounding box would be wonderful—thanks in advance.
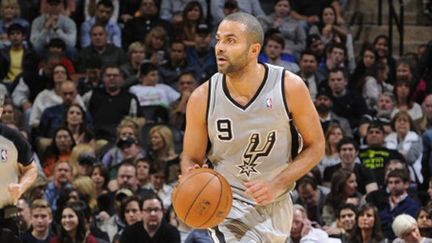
[94,45,106,53]
[361,229,372,243]
[319,111,329,119]
[144,224,158,238]
[225,62,264,97]
[32,229,49,240]
[267,56,280,64]
[341,161,355,170]
[68,124,80,133]
[106,88,120,96]
[11,44,22,51]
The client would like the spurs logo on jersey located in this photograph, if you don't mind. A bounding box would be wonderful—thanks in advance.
[237,131,276,178]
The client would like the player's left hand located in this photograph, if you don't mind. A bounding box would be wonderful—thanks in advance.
[244,179,281,206]
[8,183,22,203]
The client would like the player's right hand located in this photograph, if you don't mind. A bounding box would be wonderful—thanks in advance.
[178,164,208,183]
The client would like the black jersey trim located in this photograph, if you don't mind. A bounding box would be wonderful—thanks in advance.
[221,62,269,111]
[281,70,290,117]
[281,70,300,159]
[206,78,212,124]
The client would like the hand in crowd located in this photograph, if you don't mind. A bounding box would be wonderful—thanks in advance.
[8,183,22,204]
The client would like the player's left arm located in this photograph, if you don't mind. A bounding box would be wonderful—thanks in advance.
[9,161,38,204]
[245,71,325,206]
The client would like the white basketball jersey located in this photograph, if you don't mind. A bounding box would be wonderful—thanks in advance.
[207,63,294,204]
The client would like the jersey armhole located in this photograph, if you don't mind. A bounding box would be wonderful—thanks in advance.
[205,78,212,125]
[281,69,300,159]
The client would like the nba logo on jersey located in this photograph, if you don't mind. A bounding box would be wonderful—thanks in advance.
[0,149,7,161]
[266,98,272,109]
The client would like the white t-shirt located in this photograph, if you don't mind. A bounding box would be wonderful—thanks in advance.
[129,84,180,108]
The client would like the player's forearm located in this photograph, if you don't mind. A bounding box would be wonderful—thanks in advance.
[19,162,38,193]
[180,155,204,175]
[273,142,325,192]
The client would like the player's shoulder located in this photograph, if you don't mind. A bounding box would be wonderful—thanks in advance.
[189,80,210,104]
[0,124,23,140]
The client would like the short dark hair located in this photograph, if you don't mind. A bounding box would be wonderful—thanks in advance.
[265,33,285,50]
[139,62,158,77]
[328,42,346,55]
[329,67,347,79]
[142,192,164,210]
[97,0,114,9]
[336,203,358,218]
[46,38,66,50]
[337,137,359,152]
[223,12,264,46]
[119,196,142,224]
[387,168,410,183]
[7,23,25,35]
[300,49,318,61]
[297,176,318,190]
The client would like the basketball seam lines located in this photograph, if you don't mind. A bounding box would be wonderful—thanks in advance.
[184,173,217,225]
[198,173,223,228]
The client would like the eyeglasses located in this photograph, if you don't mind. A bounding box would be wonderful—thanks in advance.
[142,208,162,213]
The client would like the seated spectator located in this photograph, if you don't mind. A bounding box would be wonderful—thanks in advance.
[20,199,54,243]
[359,121,404,187]
[350,45,379,92]
[392,214,432,243]
[30,0,77,58]
[258,33,300,73]
[159,41,197,87]
[78,24,127,73]
[314,90,353,137]
[159,0,207,22]
[290,0,341,29]
[87,65,138,143]
[62,104,94,145]
[318,123,345,176]
[175,1,205,48]
[41,127,76,177]
[378,169,421,240]
[136,157,152,189]
[348,203,386,242]
[297,50,322,100]
[0,0,29,48]
[323,137,378,194]
[90,163,110,197]
[80,0,121,48]
[145,165,173,211]
[310,6,348,44]
[210,0,265,29]
[0,23,37,88]
[114,196,143,240]
[71,144,96,177]
[325,203,357,242]
[318,42,348,80]
[392,79,424,124]
[120,193,180,243]
[51,201,99,243]
[16,198,31,235]
[0,98,25,129]
[130,62,179,114]
[373,35,396,84]
[169,71,199,131]
[144,26,169,65]
[45,161,73,214]
[322,168,363,226]
[45,38,76,73]
[120,41,146,88]
[122,0,172,49]
[259,0,306,57]
[289,204,340,243]
[306,34,326,68]
[420,94,432,132]
[186,24,216,82]
[385,111,424,185]
[76,55,103,96]
[417,207,432,238]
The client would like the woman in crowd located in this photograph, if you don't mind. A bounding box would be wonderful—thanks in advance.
[112,196,142,241]
[148,124,179,184]
[373,35,397,84]
[318,123,345,176]
[42,127,76,177]
[0,0,29,47]
[258,0,305,57]
[62,104,94,146]
[73,176,98,212]
[310,5,348,45]
[322,168,363,226]
[120,41,147,87]
[145,26,169,65]
[178,1,205,47]
[417,207,432,237]
[51,201,98,243]
[359,61,393,111]
[385,110,423,185]
[349,203,386,243]
[351,45,379,89]
[392,79,423,123]
[90,164,109,197]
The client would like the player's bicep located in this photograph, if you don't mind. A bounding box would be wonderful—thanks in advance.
[183,84,209,164]
[284,73,324,149]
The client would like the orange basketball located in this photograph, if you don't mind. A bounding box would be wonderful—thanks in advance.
[172,168,232,229]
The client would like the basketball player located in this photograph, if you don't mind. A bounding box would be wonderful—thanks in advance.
[0,94,38,241]
[180,13,325,242]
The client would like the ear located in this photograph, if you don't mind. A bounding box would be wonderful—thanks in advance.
[250,43,261,55]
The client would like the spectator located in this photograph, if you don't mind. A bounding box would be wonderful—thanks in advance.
[258,33,300,73]
[87,65,138,143]
[297,50,322,100]
[41,127,76,177]
[51,201,99,243]
[44,161,73,214]
[348,203,386,242]
[323,137,378,194]
[144,26,169,65]
[45,38,75,73]
[210,0,265,28]
[294,176,329,226]
[314,89,353,137]
[0,23,37,87]
[159,41,197,87]
[72,145,96,177]
[73,176,97,209]
[90,163,109,197]
[118,0,140,24]
[82,0,119,23]
[385,111,424,185]
[30,0,77,57]
[373,35,396,84]
[62,104,94,145]
[136,157,152,189]
[306,34,326,68]
[379,169,421,240]
[122,0,172,50]
[318,42,348,80]
[327,67,368,129]
[417,207,432,238]
[359,121,404,187]
[350,45,379,92]
[322,168,363,226]
[325,203,357,242]
[186,23,217,82]
[420,94,432,132]
[0,0,29,48]
[318,123,345,176]
[159,0,207,23]
[392,79,424,123]
[16,198,31,234]
[169,71,199,131]
[129,62,179,113]
[259,0,306,57]
[176,1,205,48]
[80,0,121,48]
[290,0,340,28]
[120,41,146,88]
[115,196,142,239]
[20,199,54,243]
[393,214,432,243]
[78,24,127,73]
[145,165,172,210]
[109,161,151,198]
[76,55,103,96]
[120,193,180,243]
[311,6,348,44]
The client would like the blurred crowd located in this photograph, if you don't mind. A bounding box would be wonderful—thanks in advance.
[0,0,431,242]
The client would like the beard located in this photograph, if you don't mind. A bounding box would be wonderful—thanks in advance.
[315,104,330,114]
